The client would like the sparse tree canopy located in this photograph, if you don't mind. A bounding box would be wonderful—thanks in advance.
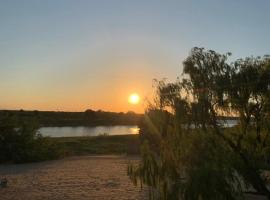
[128,47,270,199]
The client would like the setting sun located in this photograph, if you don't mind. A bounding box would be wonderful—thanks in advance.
[128,93,140,104]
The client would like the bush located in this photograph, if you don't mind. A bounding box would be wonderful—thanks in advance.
[0,117,59,163]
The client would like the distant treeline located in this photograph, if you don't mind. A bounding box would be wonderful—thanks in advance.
[0,109,143,127]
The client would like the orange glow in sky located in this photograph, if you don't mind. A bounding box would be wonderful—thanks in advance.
[2,1,266,113]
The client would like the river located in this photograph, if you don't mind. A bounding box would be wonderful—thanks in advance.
[38,125,139,137]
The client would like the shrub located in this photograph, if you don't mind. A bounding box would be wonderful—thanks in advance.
[0,117,59,163]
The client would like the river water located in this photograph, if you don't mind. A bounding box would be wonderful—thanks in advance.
[38,125,139,137]
[38,120,238,138]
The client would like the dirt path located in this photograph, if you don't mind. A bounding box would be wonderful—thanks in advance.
[0,156,147,200]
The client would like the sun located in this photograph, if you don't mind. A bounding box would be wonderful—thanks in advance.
[128,93,140,104]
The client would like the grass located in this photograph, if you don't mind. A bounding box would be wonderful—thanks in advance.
[48,134,141,157]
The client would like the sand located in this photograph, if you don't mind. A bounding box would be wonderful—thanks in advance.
[0,156,147,200]
[0,155,268,200]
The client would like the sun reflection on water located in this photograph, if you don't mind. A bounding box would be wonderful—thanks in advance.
[130,127,140,134]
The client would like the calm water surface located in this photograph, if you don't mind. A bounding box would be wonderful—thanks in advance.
[39,125,139,137]
[39,120,237,138]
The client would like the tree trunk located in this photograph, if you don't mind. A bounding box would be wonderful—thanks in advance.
[209,108,270,199]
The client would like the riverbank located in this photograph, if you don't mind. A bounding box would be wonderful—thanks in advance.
[50,134,141,157]
[0,110,142,127]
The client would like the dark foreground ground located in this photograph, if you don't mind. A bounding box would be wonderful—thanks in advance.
[0,155,269,200]
[0,156,148,200]
[0,133,268,200]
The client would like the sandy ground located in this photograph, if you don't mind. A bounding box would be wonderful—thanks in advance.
[0,155,268,200]
[0,156,148,200]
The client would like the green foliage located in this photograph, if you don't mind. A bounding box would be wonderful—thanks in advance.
[129,113,245,199]
[128,47,270,199]
[0,117,59,163]
[51,134,140,156]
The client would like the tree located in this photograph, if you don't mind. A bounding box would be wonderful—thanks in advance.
[128,47,270,199]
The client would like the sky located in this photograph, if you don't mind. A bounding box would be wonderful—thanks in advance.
[0,0,269,113]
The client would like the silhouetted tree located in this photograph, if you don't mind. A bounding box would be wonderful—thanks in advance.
[128,47,270,199]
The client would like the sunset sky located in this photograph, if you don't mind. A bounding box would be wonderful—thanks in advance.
[0,0,270,113]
